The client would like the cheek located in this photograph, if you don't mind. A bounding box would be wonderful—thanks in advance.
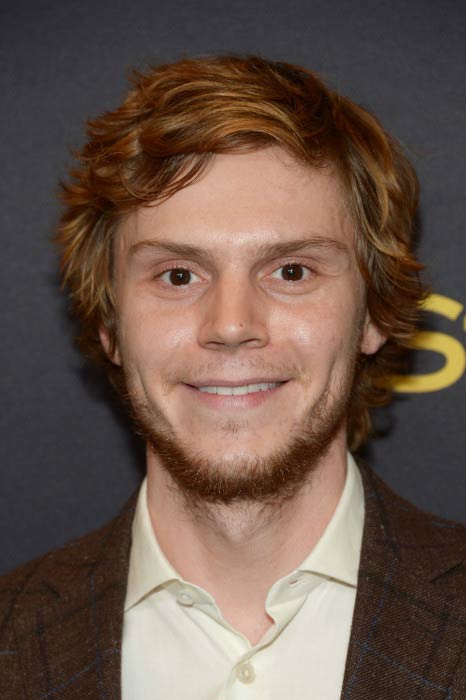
[272,299,360,374]
[118,302,196,372]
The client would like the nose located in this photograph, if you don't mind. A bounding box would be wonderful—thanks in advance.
[197,273,269,350]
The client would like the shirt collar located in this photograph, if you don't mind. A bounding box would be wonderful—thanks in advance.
[295,453,364,587]
[125,477,180,611]
[124,453,364,611]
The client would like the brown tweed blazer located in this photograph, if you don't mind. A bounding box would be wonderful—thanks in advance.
[1,464,466,699]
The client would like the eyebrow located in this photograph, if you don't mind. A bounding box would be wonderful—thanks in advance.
[128,236,350,264]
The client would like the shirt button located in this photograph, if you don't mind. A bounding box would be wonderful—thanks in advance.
[236,662,256,684]
[176,589,194,606]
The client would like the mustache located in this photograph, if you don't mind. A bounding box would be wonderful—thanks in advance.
[173,358,307,384]
[121,356,313,398]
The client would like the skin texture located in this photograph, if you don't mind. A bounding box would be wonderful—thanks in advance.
[101,147,385,642]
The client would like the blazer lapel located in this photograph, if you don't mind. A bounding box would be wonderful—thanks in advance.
[14,492,137,700]
[341,464,466,700]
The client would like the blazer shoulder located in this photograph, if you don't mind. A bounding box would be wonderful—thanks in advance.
[359,461,466,582]
[0,490,138,636]
[0,516,112,600]
[0,492,137,699]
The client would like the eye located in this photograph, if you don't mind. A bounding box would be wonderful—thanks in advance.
[270,263,312,282]
[158,268,200,286]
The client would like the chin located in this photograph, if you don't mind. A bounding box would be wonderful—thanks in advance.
[131,399,347,507]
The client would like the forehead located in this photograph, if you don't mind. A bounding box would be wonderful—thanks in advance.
[116,147,353,257]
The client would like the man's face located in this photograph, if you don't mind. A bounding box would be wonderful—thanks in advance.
[103,148,384,503]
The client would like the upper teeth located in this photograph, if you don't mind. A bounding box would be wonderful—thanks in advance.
[198,382,281,395]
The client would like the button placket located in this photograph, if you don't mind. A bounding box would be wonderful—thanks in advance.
[235,661,256,684]
[176,589,195,606]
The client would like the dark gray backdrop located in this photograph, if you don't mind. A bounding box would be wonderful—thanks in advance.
[1,0,465,575]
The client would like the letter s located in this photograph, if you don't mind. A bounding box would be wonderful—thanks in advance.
[391,294,466,393]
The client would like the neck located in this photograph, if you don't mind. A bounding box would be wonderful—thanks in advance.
[145,435,347,641]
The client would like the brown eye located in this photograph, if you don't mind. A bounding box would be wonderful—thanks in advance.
[281,264,304,281]
[271,263,311,282]
[169,269,191,285]
[159,268,199,286]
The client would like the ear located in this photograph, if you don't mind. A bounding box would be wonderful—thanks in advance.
[360,312,387,356]
[99,325,121,366]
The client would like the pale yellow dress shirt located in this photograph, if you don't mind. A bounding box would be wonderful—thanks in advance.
[122,454,365,699]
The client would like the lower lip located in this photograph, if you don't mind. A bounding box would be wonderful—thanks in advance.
[182,382,289,409]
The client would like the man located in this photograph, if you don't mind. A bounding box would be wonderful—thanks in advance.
[1,55,465,699]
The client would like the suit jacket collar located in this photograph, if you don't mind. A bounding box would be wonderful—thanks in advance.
[341,462,466,699]
[13,464,466,699]
[13,493,137,700]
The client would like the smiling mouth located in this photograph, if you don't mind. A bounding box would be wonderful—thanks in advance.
[196,382,285,396]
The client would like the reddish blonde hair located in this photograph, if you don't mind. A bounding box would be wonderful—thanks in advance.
[56,54,426,450]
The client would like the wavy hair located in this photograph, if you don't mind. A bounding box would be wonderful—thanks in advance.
[56,54,426,450]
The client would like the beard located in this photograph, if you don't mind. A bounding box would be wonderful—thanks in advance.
[120,355,358,509]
